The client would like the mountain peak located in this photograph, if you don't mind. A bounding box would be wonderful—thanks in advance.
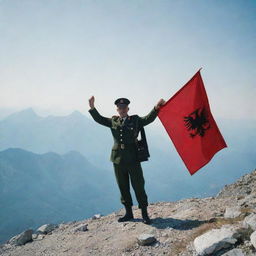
[18,107,37,116]
[4,107,40,121]
[69,110,84,117]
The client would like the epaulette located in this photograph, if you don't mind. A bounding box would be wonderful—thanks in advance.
[112,115,119,120]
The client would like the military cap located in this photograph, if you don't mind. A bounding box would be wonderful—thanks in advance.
[114,98,130,107]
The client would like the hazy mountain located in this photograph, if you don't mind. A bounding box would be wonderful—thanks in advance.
[0,108,112,167]
[0,148,120,244]
[0,107,21,120]
[0,108,255,214]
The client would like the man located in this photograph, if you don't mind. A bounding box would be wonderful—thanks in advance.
[88,96,165,224]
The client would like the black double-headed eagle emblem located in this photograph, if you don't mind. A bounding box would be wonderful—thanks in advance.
[184,107,211,138]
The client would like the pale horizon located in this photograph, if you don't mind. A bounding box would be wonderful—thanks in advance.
[0,0,255,121]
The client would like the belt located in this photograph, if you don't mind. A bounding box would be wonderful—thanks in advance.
[114,142,136,150]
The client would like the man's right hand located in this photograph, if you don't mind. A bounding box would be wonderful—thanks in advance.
[89,96,95,109]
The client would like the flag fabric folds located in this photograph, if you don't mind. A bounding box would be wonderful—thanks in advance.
[157,69,227,175]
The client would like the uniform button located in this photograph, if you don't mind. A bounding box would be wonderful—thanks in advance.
[120,129,122,131]
[120,139,123,141]
[120,134,122,136]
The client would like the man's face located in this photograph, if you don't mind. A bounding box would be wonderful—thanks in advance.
[117,105,129,117]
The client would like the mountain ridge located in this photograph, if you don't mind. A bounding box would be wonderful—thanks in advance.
[0,148,119,245]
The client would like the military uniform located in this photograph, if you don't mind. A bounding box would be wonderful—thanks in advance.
[88,101,158,210]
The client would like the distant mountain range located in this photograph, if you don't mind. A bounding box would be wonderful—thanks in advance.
[0,108,112,167]
[0,148,119,244]
[0,108,255,244]
[0,107,255,189]
[0,108,255,199]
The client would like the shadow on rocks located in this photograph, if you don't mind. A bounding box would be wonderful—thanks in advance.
[150,217,208,230]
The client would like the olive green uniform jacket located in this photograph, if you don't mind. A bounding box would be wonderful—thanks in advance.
[88,106,159,164]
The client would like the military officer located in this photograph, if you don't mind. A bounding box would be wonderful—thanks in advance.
[88,96,165,224]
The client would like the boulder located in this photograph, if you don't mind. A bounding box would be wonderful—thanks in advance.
[243,213,256,231]
[193,225,241,255]
[9,229,33,246]
[137,234,156,246]
[32,233,38,239]
[92,214,102,220]
[32,234,45,240]
[250,230,256,249]
[224,207,241,218]
[36,223,58,234]
[73,224,88,232]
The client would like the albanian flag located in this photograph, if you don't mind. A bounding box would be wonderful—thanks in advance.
[158,69,227,175]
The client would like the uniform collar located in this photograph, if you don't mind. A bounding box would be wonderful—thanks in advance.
[120,115,128,121]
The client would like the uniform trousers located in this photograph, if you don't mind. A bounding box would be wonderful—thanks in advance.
[113,161,148,209]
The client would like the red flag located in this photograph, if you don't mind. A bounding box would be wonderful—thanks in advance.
[158,69,227,175]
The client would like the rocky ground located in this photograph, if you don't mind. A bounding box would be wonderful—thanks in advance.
[1,169,256,256]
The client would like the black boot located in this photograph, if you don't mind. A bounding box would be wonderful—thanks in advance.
[141,206,151,224]
[118,205,134,222]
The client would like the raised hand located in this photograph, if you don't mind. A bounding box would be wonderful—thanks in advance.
[89,96,95,109]
[155,98,166,110]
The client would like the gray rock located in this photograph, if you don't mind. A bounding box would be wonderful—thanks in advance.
[250,231,256,249]
[9,229,33,246]
[92,214,102,220]
[193,225,241,255]
[162,232,169,237]
[36,223,58,234]
[32,233,38,239]
[137,234,156,246]
[222,248,245,256]
[224,207,242,218]
[33,234,45,240]
[243,213,256,231]
[73,224,88,232]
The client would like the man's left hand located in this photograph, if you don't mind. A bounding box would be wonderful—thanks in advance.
[155,99,166,110]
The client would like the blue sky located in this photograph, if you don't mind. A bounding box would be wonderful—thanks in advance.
[0,0,255,122]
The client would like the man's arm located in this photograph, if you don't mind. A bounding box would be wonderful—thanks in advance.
[137,98,166,127]
[138,106,159,127]
[88,107,112,128]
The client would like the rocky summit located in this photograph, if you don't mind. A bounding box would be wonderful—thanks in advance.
[0,169,256,256]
